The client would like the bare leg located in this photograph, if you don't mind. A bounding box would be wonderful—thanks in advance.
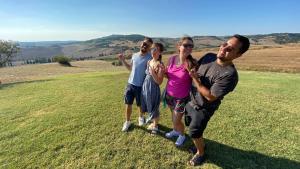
[125,104,132,121]
[169,107,176,129]
[138,106,145,118]
[192,137,205,156]
[174,112,184,134]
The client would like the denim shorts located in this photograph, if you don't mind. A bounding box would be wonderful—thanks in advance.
[124,83,142,106]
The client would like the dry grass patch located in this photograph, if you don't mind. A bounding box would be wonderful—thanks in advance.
[0,60,126,84]
[163,44,300,73]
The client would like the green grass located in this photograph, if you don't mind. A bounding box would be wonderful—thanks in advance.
[0,71,299,168]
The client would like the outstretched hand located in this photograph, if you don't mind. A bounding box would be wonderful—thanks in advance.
[117,53,125,61]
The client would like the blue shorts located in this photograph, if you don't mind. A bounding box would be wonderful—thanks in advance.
[124,83,142,106]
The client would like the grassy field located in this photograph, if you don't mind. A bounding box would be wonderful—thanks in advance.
[0,44,300,168]
[0,69,299,168]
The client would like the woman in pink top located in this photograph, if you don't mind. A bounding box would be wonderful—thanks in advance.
[164,36,198,146]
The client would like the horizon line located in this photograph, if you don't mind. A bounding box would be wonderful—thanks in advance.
[2,32,299,43]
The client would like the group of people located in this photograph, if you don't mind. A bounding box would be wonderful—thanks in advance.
[117,35,250,166]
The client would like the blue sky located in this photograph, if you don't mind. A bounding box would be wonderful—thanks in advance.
[0,0,299,41]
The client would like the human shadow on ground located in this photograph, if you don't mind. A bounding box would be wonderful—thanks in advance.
[135,124,300,169]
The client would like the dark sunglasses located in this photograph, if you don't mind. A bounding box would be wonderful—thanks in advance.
[151,47,158,53]
[182,43,194,48]
[142,42,150,47]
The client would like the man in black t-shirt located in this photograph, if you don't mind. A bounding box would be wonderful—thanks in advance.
[186,34,250,166]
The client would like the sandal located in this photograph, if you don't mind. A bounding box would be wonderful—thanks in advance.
[147,124,159,134]
[188,154,205,166]
[151,127,159,134]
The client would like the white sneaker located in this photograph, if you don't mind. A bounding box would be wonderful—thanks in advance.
[122,121,131,132]
[165,130,180,138]
[138,116,145,126]
[175,135,186,147]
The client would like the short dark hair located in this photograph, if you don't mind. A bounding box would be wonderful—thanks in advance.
[144,37,153,44]
[232,34,250,54]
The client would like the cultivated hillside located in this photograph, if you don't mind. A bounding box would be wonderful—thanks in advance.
[15,33,300,61]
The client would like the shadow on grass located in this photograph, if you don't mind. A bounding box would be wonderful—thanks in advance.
[134,124,299,169]
[204,139,300,169]
[0,79,55,90]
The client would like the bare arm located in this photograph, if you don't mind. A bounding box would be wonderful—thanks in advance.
[150,64,164,85]
[164,56,173,79]
[189,69,217,102]
[118,54,132,71]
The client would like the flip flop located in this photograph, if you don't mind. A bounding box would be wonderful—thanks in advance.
[147,124,159,134]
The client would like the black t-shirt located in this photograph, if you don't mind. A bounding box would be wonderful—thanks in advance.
[189,53,238,113]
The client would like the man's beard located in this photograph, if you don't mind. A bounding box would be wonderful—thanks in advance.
[141,48,147,53]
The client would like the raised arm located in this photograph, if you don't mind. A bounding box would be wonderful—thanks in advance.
[118,53,132,71]
[150,64,165,85]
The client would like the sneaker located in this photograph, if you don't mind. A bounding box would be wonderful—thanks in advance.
[175,135,186,147]
[122,121,131,132]
[165,130,180,138]
[138,116,145,126]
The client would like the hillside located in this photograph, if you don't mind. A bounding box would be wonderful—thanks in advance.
[1,44,300,84]
[15,33,300,61]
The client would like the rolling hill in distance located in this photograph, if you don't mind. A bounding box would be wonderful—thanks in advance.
[13,33,300,61]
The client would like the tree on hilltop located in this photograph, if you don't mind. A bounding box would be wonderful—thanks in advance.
[0,40,20,67]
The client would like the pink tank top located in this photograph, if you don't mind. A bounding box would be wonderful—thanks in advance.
[166,55,192,98]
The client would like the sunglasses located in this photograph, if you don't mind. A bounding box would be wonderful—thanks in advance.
[182,43,194,48]
[142,42,150,47]
[151,47,158,53]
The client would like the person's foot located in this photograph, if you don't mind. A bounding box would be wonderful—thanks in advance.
[175,135,186,147]
[147,123,159,134]
[147,123,155,130]
[187,154,205,166]
[138,116,145,126]
[165,130,180,138]
[122,121,131,132]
